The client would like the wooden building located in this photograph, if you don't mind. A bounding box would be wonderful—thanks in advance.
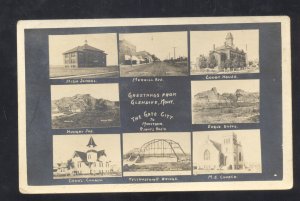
[119,39,153,65]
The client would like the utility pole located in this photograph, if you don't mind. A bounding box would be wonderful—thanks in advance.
[172,47,177,60]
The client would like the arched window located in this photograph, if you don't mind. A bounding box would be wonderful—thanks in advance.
[204,150,210,160]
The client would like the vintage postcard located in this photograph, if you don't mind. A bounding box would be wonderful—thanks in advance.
[17,17,292,193]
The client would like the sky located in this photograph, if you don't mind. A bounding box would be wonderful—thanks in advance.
[51,84,119,101]
[190,30,259,65]
[123,132,191,154]
[49,33,118,67]
[53,134,121,167]
[191,79,259,95]
[119,31,188,60]
[193,130,261,165]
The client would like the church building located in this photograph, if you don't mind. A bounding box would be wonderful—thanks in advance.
[55,136,112,176]
[197,133,244,170]
[209,32,247,69]
[63,40,107,68]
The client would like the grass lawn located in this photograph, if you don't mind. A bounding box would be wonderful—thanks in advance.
[50,66,119,78]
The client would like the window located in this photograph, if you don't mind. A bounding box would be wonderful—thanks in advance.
[204,150,210,160]
[239,152,242,161]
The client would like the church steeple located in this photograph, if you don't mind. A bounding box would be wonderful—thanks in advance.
[87,136,97,148]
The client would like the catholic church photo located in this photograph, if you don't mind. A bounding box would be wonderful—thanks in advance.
[193,130,262,174]
[53,136,121,178]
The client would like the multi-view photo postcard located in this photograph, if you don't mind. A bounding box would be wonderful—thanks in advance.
[17,17,292,193]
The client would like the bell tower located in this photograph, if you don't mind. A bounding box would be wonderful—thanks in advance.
[87,136,98,162]
[87,136,97,148]
[225,32,234,47]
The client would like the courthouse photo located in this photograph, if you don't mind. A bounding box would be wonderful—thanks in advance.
[119,31,188,77]
[49,33,119,79]
[190,30,259,75]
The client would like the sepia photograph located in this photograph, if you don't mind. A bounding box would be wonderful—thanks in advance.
[190,30,259,75]
[193,130,262,174]
[119,31,188,77]
[122,132,191,176]
[53,134,122,179]
[192,80,260,124]
[51,84,120,129]
[17,17,292,193]
[49,33,119,79]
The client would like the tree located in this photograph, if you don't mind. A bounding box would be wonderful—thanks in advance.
[151,54,160,62]
[232,57,239,69]
[208,54,217,68]
[197,55,208,69]
[224,59,232,69]
[240,60,246,68]
[66,159,74,170]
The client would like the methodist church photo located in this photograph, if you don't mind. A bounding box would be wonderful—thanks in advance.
[193,130,262,174]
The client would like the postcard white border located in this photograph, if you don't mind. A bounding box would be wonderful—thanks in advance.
[17,16,292,194]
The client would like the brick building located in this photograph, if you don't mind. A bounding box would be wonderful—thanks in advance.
[209,32,247,68]
[63,40,107,68]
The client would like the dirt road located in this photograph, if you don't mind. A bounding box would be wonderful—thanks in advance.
[120,62,188,77]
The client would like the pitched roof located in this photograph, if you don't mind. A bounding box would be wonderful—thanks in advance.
[74,151,87,161]
[73,150,106,162]
[97,150,106,158]
[134,51,153,58]
[87,136,97,148]
[209,139,222,152]
[63,44,106,54]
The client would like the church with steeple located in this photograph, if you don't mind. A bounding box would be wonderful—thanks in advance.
[55,136,112,177]
[197,132,244,171]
